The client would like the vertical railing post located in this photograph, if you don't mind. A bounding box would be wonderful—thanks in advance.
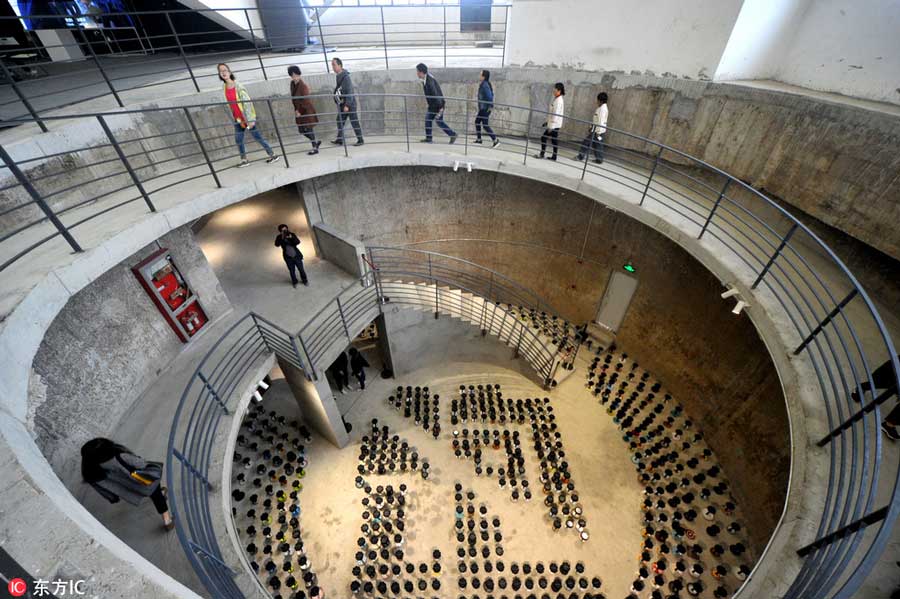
[96,115,155,212]
[173,447,214,490]
[165,11,200,93]
[72,6,124,107]
[336,296,352,341]
[0,144,82,252]
[296,333,318,379]
[514,320,523,358]
[0,58,48,132]
[315,8,330,73]
[523,108,533,165]
[794,289,859,355]
[250,313,271,353]
[197,372,229,414]
[751,223,799,289]
[697,179,731,239]
[442,6,447,68]
[580,130,592,180]
[182,107,222,188]
[464,99,469,155]
[639,146,664,206]
[244,9,268,81]
[403,96,410,152]
[500,6,508,66]
[265,99,289,168]
[380,6,389,70]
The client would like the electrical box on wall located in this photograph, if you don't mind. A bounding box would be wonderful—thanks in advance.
[132,248,208,343]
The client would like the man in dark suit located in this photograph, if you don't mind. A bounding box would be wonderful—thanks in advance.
[274,224,308,288]
[416,63,457,144]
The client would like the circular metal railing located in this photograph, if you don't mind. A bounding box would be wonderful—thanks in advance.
[0,86,896,599]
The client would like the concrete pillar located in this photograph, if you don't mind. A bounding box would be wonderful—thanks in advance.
[373,313,395,377]
[377,304,430,377]
[277,357,350,448]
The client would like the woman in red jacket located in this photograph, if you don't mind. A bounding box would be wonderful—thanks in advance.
[288,65,321,155]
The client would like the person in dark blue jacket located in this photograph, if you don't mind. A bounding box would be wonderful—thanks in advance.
[474,70,499,147]
[416,63,457,143]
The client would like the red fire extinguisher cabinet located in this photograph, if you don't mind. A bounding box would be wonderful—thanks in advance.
[132,247,208,343]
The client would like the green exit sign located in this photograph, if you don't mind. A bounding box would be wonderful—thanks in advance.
[624,263,636,273]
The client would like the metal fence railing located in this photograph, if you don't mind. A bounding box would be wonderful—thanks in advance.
[0,4,510,128]
[2,88,897,599]
[168,255,558,598]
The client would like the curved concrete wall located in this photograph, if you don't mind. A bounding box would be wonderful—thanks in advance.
[303,165,789,554]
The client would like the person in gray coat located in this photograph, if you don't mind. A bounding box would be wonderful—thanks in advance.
[331,57,364,146]
[81,438,174,530]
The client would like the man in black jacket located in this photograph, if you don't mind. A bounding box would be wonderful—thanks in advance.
[331,57,364,146]
[274,224,308,287]
[416,63,457,144]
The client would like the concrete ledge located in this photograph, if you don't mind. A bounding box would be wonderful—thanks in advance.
[1,149,826,598]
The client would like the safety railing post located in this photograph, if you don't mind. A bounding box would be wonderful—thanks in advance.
[580,132,592,180]
[182,107,222,188]
[697,179,731,239]
[794,289,859,356]
[315,8,330,73]
[251,313,271,353]
[403,96,411,152]
[173,447,214,490]
[500,6,508,66]
[244,9,268,81]
[751,223,798,289]
[165,11,200,93]
[464,100,469,155]
[443,6,448,68]
[380,6,390,70]
[197,372,229,415]
[336,296,352,341]
[523,108,533,165]
[296,333,318,379]
[266,99,289,168]
[96,115,156,213]
[639,146,664,206]
[0,58,47,133]
[72,6,124,107]
[0,144,82,253]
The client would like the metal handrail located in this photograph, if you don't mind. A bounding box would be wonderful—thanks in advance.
[0,86,895,599]
[0,4,511,130]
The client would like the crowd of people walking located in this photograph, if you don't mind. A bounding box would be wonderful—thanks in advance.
[217,60,611,168]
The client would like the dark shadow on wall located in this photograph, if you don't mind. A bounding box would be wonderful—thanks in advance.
[304,165,790,555]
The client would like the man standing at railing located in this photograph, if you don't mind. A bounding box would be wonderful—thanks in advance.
[275,224,308,288]
[416,63,457,144]
[331,58,364,147]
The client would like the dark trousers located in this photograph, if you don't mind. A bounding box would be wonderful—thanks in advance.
[150,486,168,514]
[331,367,350,390]
[353,368,366,390]
[285,255,308,285]
[298,125,317,144]
[475,109,496,141]
[336,109,363,142]
[540,128,559,157]
[578,134,604,161]
[425,110,456,140]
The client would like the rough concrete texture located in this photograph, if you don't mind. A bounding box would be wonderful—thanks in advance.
[312,222,367,279]
[304,166,789,554]
[279,358,350,449]
[30,224,231,478]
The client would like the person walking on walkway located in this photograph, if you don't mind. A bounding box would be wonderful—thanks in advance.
[330,350,350,395]
[349,347,370,390]
[274,224,308,288]
[218,63,280,168]
[534,82,565,161]
[288,65,321,155]
[851,355,900,440]
[575,92,608,164]
[474,69,499,148]
[416,63,457,144]
[81,438,174,531]
[331,58,364,146]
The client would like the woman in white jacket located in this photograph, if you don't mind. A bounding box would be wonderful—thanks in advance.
[575,92,609,163]
[535,82,565,161]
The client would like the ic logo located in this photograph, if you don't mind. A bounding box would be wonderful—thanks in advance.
[7,577,27,597]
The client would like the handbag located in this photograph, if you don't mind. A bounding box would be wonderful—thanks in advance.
[115,454,162,486]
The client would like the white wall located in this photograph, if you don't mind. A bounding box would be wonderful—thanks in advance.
[505,0,744,79]
[178,0,265,42]
[778,0,900,104]
[716,0,900,105]
[714,0,811,81]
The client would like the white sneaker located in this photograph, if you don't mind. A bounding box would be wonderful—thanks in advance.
[236,159,250,168]
[492,139,501,148]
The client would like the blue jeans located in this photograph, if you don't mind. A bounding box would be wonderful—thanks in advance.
[578,134,604,161]
[234,123,273,158]
[425,110,456,140]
